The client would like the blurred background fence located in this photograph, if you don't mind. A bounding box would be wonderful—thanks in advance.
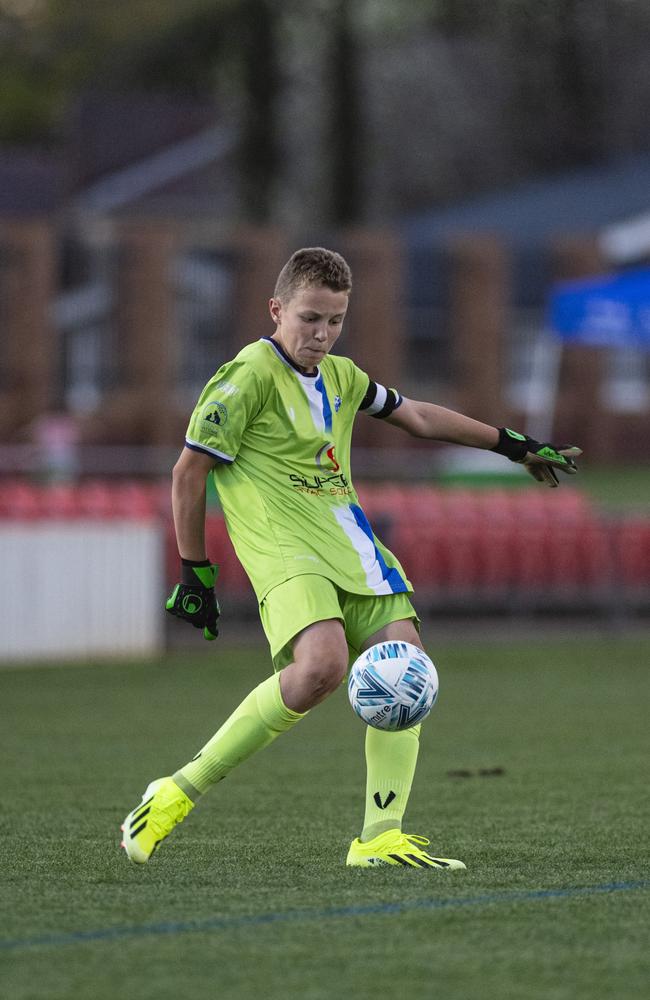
[1,1,650,658]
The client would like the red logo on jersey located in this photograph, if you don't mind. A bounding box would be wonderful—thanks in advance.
[315,442,340,472]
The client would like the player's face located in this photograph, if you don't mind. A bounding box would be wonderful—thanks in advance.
[269,285,349,373]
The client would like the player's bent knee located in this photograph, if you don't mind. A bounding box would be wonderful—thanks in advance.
[302,656,348,698]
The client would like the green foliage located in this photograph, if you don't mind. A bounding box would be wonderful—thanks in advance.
[1,636,649,998]
[0,64,58,141]
[0,0,237,142]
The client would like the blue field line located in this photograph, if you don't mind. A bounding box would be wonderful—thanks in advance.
[2,880,648,953]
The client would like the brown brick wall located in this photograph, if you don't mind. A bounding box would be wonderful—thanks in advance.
[0,220,646,462]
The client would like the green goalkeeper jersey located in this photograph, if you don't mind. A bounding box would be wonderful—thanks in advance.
[185,337,411,602]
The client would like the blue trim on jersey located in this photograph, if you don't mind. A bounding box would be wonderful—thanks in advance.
[349,503,408,594]
[185,441,233,464]
[314,374,333,432]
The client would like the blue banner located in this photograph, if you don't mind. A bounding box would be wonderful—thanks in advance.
[549,268,650,348]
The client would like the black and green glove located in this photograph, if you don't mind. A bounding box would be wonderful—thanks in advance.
[166,559,220,640]
[492,427,582,487]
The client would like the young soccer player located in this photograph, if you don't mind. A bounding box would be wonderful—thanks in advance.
[121,247,580,869]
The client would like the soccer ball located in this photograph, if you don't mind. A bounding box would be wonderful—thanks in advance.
[348,641,438,731]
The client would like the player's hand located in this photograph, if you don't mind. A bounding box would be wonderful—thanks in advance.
[492,428,582,488]
[166,560,220,640]
[521,444,582,487]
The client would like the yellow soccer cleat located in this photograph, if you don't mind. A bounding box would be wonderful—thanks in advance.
[346,829,466,870]
[120,777,194,864]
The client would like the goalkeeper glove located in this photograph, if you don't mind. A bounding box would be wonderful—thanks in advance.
[166,559,220,640]
[492,427,582,487]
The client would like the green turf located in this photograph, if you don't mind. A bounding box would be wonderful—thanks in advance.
[576,463,650,510]
[1,637,649,1000]
[437,462,650,510]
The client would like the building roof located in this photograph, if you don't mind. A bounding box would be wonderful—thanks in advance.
[402,153,650,307]
[0,92,232,219]
[402,154,650,249]
[67,92,219,188]
[0,149,65,216]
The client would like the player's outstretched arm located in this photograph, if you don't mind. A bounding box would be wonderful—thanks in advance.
[166,447,221,639]
[386,398,581,488]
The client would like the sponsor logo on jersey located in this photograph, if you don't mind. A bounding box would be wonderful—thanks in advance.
[288,471,350,495]
[201,400,228,427]
[315,442,340,472]
[215,380,239,397]
[287,442,351,496]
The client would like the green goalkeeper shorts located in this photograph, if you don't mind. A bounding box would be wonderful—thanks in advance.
[260,574,419,671]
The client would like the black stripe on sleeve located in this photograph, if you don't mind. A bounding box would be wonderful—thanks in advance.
[358,380,403,419]
[358,380,378,412]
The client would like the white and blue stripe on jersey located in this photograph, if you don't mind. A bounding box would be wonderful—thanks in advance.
[314,375,333,432]
[262,336,401,429]
[263,337,335,434]
[333,503,407,595]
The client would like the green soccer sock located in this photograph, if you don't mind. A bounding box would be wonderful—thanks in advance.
[173,673,306,798]
[360,724,421,842]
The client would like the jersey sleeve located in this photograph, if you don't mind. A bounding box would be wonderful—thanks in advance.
[344,360,371,410]
[185,361,264,464]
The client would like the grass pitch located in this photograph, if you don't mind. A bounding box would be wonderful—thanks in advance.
[1,633,649,1000]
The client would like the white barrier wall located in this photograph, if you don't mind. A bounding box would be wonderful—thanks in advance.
[0,521,164,661]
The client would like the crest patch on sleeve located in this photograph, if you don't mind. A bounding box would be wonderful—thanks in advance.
[201,400,228,427]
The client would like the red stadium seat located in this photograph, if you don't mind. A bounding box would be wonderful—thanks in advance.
[77,480,117,517]
[0,480,43,519]
[45,484,81,517]
[392,526,446,590]
[476,523,513,591]
[616,518,650,588]
[3,475,644,605]
[111,482,158,518]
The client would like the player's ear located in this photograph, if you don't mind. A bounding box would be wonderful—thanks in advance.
[269,297,282,325]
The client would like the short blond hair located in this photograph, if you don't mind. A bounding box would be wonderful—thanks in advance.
[274,247,352,303]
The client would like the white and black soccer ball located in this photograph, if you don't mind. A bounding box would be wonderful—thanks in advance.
[348,641,438,731]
